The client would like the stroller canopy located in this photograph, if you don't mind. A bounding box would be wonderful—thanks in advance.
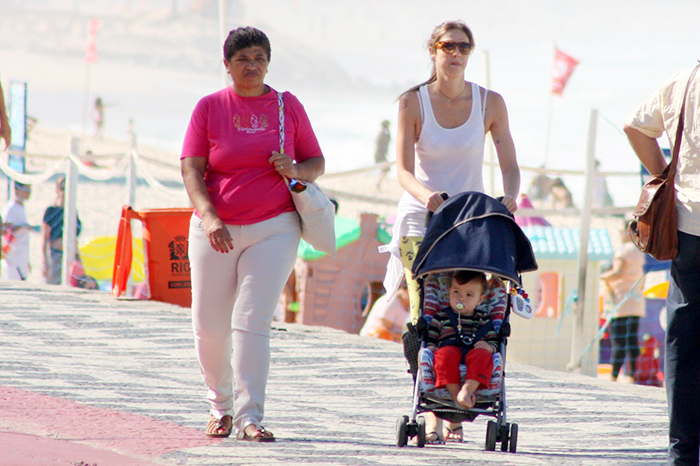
[412,192,538,285]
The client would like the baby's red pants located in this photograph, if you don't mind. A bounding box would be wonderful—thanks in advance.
[434,346,493,389]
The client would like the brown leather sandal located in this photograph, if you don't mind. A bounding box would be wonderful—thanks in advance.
[206,415,233,438]
[237,424,275,442]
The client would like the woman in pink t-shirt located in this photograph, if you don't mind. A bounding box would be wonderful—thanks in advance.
[181,26,325,442]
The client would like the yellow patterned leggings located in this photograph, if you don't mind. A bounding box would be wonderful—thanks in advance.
[399,236,424,325]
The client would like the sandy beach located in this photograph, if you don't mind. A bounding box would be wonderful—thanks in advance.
[1,123,624,289]
[1,126,188,283]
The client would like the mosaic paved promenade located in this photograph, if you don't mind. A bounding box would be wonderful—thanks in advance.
[0,280,669,465]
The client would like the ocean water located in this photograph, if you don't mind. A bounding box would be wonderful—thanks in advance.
[3,0,700,208]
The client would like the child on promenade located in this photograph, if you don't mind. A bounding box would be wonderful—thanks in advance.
[2,182,36,280]
[425,271,497,409]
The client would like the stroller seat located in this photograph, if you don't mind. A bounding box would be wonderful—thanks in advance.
[418,272,508,401]
[419,348,503,400]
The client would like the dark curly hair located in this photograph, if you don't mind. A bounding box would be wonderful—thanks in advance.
[223,27,271,62]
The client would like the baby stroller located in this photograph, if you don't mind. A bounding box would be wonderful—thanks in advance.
[396,192,538,452]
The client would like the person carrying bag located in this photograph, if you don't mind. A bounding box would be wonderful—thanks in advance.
[623,61,700,466]
[278,92,336,256]
[627,64,700,261]
[181,27,327,442]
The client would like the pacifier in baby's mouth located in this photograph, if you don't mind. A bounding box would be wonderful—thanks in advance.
[455,303,464,310]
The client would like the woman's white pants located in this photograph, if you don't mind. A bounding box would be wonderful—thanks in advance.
[188,212,300,431]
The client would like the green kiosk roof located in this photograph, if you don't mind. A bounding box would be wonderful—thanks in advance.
[298,216,392,261]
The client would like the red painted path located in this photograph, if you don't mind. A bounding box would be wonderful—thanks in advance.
[0,385,219,466]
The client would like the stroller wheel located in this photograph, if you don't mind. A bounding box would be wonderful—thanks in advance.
[485,420,497,451]
[500,423,510,451]
[396,415,409,447]
[416,416,426,448]
[509,423,518,453]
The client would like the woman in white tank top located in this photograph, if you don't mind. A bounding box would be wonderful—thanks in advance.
[397,23,519,213]
[380,19,520,444]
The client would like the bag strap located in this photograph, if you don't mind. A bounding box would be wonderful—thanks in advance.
[277,91,308,192]
[668,62,700,179]
[278,91,296,189]
[277,91,285,154]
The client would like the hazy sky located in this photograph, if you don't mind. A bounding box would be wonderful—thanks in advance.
[4,0,700,204]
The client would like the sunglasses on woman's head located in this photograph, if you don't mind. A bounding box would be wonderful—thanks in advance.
[435,41,472,55]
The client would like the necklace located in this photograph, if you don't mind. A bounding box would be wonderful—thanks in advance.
[436,82,467,106]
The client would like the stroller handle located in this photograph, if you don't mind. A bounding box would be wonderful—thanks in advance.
[425,192,450,227]
[426,193,512,227]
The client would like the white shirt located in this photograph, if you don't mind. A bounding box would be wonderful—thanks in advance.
[380,82,488,296]
[2,199,31,279]
[625,66,700,236]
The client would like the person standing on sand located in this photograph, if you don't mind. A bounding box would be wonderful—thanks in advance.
[623,63,700,466]
[2,182,35,280]
[600,220,645,383]
[375,119,391,190]
[93,97,104,138]
[41,176,82,285]
[93,97,115,139]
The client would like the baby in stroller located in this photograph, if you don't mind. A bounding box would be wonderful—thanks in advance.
[425,270,496,410]
[396,191,538,451]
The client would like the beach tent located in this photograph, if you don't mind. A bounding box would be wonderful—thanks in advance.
[514,193,551,227]
[80,236,145,290]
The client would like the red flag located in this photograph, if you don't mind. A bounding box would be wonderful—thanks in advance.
[551,48,579,95]
[85,19,101,63]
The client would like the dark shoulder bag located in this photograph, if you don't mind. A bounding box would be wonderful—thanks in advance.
[628,64,700,261]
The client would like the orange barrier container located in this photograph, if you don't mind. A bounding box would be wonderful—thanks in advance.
[112,206,194,307]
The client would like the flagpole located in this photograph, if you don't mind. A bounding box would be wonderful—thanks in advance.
[80,62,91,155]
[543,90,553,167]
[544,43,556,168]
[81,19,100,155]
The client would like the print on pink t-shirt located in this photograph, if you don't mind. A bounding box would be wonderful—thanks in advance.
[181,87,322,225]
